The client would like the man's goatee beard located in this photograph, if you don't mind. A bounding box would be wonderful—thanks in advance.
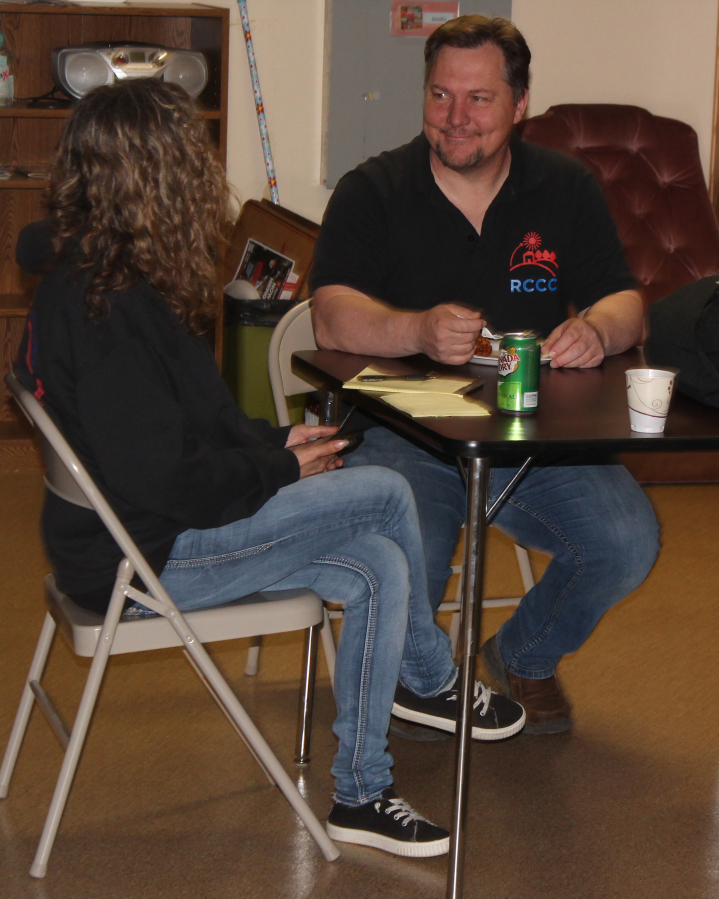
[433,139,485,174]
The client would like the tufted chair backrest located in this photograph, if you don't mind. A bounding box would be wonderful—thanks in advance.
[518,104,719,311]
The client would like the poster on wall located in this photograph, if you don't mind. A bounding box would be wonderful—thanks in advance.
[390,1,459,37]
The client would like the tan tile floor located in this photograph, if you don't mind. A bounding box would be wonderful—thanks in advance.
[1,470,718,898]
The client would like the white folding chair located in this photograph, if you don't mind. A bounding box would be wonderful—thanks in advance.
[0,373,339,878]
[264,300,534,679]
[241,300,344,687]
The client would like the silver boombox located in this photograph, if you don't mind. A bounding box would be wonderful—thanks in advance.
[52,42,208,100]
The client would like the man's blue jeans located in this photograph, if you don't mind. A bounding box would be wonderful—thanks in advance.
[158,466,455,807]
[345,426,660,679]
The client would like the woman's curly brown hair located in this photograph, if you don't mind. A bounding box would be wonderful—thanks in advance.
[46,77,232,335]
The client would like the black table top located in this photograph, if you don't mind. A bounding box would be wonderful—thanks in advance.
[293,348,719,459]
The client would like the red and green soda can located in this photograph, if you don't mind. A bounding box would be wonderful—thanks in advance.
[497,331,540,415]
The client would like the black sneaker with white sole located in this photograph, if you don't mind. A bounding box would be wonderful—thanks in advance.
[392,676,525,741]
[326,789,449,857]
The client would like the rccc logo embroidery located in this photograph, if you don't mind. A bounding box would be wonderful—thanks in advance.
[509,232,559,293]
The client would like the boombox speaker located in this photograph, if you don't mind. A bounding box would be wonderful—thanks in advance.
[52,42,208,100]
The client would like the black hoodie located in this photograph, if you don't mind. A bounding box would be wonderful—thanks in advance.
[15,220,299,611]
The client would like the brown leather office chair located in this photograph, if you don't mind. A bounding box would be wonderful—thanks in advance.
[518,104,719,482]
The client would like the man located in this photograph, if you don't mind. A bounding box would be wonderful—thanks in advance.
[310,15,660,735]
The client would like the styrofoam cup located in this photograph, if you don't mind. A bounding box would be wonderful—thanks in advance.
[625,368,675,433]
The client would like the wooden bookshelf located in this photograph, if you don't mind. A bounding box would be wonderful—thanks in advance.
[0,3,229,467]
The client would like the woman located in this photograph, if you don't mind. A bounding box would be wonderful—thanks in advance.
[15,78,523,858]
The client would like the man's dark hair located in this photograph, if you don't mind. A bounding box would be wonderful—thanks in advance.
[424,15,531,104]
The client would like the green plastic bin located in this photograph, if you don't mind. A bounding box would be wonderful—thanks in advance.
[223,322,306,427]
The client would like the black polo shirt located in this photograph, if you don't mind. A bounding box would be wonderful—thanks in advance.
[310,131,635,338]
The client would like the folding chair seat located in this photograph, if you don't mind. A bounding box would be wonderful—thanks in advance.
[247,300,534,687]
[0,372,339,878]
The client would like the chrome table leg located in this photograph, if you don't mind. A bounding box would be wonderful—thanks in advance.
[446,456,489,899]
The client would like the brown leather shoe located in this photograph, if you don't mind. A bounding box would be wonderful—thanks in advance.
[480,635,572,735]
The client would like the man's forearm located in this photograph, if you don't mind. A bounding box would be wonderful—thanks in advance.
[583,290,643,356]
[312,289,422,357]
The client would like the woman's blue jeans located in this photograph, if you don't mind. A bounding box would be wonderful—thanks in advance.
[345,426,660,678]
[158,466,455,807]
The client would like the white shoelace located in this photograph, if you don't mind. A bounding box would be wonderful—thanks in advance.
[447,679,493,717]
[374,797,427,827]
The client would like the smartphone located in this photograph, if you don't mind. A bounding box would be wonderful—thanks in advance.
[313,406,364,456]
[336,428,364,456]
[335,405,357,436]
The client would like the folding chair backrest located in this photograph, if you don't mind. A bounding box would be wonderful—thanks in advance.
[7,376,91,508]
[41,432,93,509]
[267,299,317,426]
[4,373,172,612]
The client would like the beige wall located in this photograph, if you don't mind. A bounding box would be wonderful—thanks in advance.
[222,0,328,221]
[512,0,719,180]
[112,0,717,224]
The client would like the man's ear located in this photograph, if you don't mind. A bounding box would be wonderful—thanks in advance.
[513,90,529,124]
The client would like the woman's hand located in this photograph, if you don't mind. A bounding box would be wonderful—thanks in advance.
[285,424,338,447]
[285,425,348,478]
